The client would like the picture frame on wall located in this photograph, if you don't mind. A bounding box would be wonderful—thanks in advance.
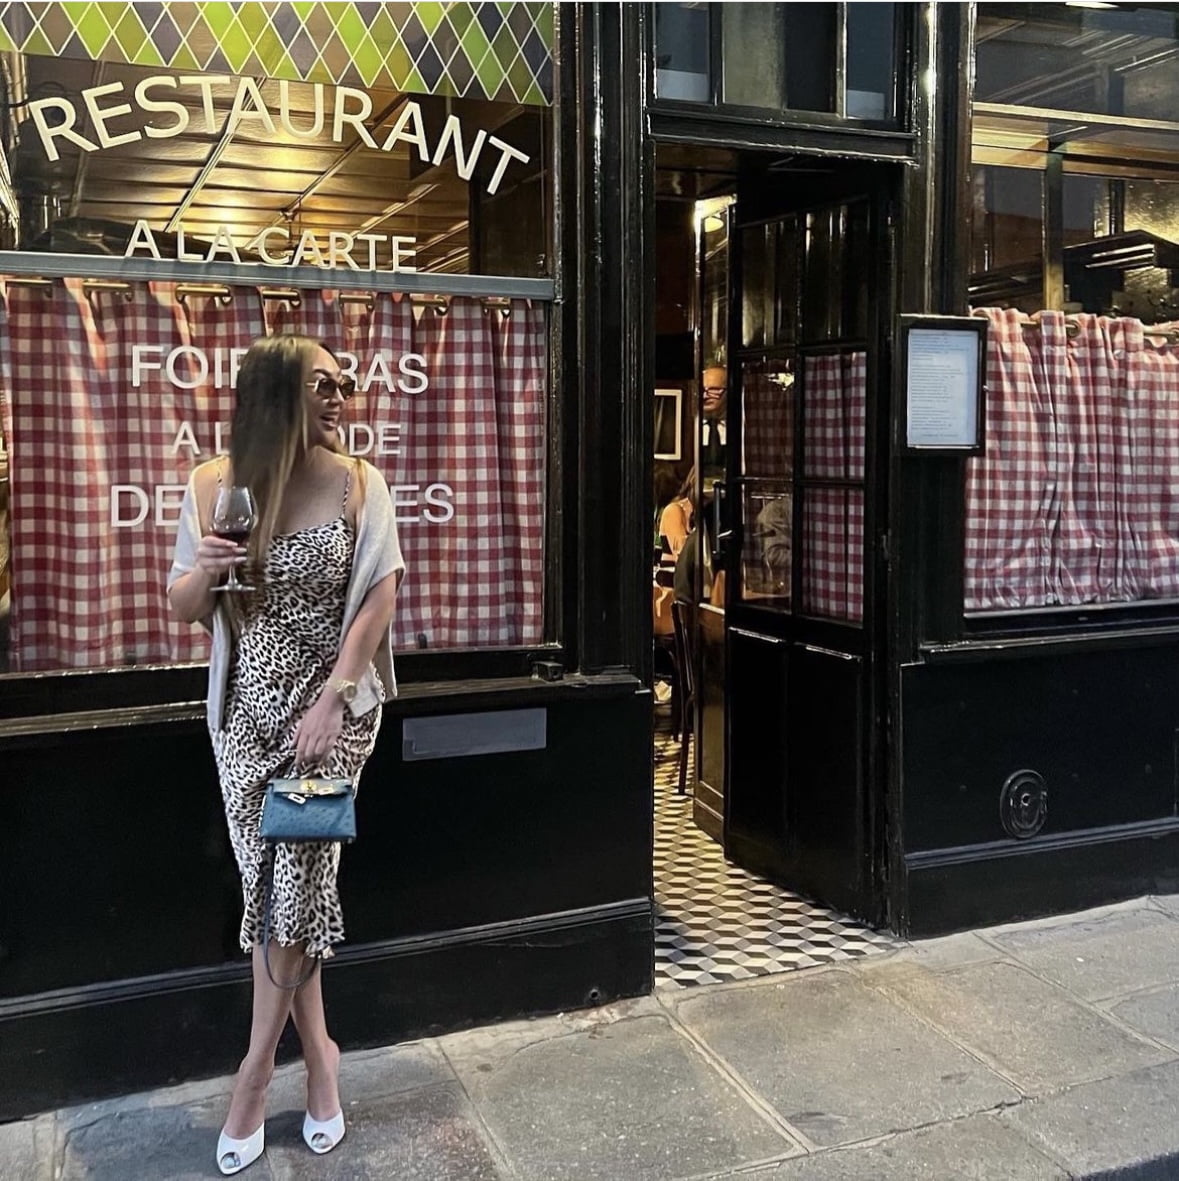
[654,386,684,460]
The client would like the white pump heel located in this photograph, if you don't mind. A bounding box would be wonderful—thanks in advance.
[302,1109,346,1154]
[216,1123,265,1175]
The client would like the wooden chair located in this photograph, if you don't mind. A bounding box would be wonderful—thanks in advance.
[671,599,697,796]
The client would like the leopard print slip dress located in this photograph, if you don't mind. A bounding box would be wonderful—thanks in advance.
[213,466,379,960]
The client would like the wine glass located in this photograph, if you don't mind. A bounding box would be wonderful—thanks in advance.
[210,485,257,593]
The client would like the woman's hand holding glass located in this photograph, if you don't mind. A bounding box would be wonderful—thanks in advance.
[194,533,249,585]
[209,486,257,592]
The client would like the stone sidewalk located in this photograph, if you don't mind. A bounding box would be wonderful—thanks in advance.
[8,896,1179,1179]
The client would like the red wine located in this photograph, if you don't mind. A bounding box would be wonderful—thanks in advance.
[214,528,251,545]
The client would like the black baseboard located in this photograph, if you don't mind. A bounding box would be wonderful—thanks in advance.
[0,900,653,1122]
[901,823,1179,938]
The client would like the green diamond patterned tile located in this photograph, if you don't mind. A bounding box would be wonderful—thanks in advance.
[459,16,491,68]
[112,7,146,57]
[170,40,201,71]
[351,30,385,86]
[305,52,335,85]
[333,2,367,51]
[96,2,126,28]
[367,5,398,49]
[129,32,164,67]
[219,17,253,72]
[415,2,445,36]
[251,24,288,72]
[506,51,532,101]
[382,38,414,86]
[237,1,269,42]
[24,24,53,56]
[74,3,112,58]
[198,2,234,42]
[403,64,426,94]
[535,1,552,46]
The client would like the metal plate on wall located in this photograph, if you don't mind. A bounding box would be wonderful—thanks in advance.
[402,708,547,761]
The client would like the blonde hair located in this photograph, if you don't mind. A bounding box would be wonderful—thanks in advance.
[228,334,340,565]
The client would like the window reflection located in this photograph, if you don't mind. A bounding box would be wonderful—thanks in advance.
[655,2,712,102]
[846,3,896,119]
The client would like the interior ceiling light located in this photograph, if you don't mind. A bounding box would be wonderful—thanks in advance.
[1064,2,1119,9]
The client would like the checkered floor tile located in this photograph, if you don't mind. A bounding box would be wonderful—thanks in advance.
[653,712,897,989]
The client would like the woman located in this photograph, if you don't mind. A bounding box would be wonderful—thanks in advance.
[658,467,695,558]
[168,335,404,1175]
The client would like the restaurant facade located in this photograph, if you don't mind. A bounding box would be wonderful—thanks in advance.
[4,0,1179,1119]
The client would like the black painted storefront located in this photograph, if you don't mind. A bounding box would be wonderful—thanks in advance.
[5,1,1179,1121]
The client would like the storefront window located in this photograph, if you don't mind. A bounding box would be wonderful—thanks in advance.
[654,2,899,122]
[0,1,555,674]
[967,3,1179,616]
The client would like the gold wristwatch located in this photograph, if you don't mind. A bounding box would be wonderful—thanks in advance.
[327,677,357,704]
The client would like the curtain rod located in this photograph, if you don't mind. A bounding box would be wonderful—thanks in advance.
[1017,317,1179,346]
[2,277,516,313]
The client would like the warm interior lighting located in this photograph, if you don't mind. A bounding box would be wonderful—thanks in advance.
[693,194,735,232]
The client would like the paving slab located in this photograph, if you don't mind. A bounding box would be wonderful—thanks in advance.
[714,1115,1068,1179]
[878,959,1172,1094]
[0,1117,46,1181]
[1107,984,1179,1052]
[58,1096,267,1181]
[987,906,1179,1001]
[1002,1058,1179,1178]
[264,1084,505,1181]
[669,969,1017,1148]
[444,1011,796,1181]
[853,931,1000,989]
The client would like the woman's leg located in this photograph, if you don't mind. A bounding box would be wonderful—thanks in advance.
[221,942,307,1137]
[290,962,342,1120]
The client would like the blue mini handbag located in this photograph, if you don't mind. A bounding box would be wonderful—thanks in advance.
[258,773,356,990]
[259,776,356,844]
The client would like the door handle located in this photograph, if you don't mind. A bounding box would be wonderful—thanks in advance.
[729,628,787,645]
[710,480,729,562]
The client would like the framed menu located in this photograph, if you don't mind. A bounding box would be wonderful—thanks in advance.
[899,316,987,455]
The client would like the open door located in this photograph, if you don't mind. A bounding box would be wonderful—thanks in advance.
[721,164,892,924]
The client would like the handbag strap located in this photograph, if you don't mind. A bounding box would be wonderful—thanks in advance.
[261,848,320,991]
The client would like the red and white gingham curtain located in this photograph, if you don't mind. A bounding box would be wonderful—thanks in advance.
[2,280,266,670]
[741,358,793,479]
[1,284,547,670]
[964,309,1055,610]
[396,297,545,648]
[800,350,866,623]
[966,307,1179,611]
[1128,329,1179,598]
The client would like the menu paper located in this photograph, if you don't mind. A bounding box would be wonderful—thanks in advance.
[905,327,981,449]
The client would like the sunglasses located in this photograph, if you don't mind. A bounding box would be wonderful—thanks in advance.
[306,375,356,401]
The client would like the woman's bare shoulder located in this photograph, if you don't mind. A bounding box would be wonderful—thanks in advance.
[190,457,226,492]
